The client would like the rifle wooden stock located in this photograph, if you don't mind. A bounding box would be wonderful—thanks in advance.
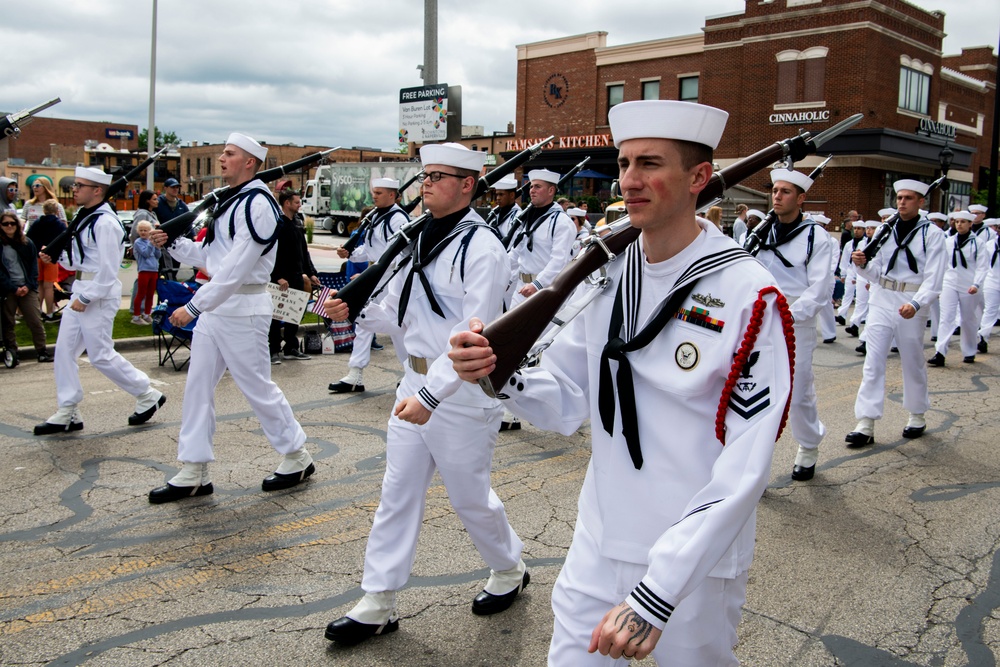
[478,132,815,395]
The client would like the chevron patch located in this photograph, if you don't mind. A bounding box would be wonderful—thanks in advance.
[728,346,773,421]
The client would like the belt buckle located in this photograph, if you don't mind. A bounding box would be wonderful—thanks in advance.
[884,277,898,290]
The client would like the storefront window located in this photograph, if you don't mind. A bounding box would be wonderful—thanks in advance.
[679,76,699,102]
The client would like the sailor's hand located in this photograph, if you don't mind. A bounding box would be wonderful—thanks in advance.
[851,250,866,267]
[69,299,86,312]
[899,303,916,319]
[449,318,495,382]
[150,230,169,247]
[170,307,193,327]
[394,396,431,425]
[518,283,538,297]
[589,601,662,661]
[323,295,349,321]
[39,250,53,265]
[336,246,350,259]
[969,286,979,295]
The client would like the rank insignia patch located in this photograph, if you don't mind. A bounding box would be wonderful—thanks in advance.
[729,348,772,420]
[692,293,725,308]
[675,306,725,332]
[675,342,699,370]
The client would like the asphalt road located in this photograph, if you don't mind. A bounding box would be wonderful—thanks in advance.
[1,316,999,666]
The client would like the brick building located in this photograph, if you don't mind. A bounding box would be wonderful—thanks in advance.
[507,0,997,226]
[178,144,408,198]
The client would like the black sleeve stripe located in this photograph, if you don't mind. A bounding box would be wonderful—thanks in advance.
[629,582,675,623]
[418,387,440,410]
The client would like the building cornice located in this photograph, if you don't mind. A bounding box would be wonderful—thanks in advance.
[941,67,988,91]
[704,21,941,57]
[595,34,704,66]
[517,32,607,61]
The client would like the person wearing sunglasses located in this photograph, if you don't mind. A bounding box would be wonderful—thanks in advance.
[34,167,166,435]
[0,211,50,365]
[0,177,19,214]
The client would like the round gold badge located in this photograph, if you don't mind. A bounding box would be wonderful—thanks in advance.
[675,342,699,370]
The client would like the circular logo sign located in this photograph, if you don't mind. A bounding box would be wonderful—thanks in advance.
[543,74,569,109]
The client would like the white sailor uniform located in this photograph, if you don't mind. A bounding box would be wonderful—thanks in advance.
[837,235,865,321]
[166,180,307,463]
[343,204,409,369]
[754,216,835,460]
[509,202,576,309]
[487,201,521,242]
[854,217,946,422]
[934,232,989,359]
[52,203,159,415]
[502,221,792,666]
[977,235,1000,345]
[352,207,524,596]
[818,234,839,341]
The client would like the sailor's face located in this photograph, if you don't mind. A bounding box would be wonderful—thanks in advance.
[895,191,923,219]
[371,187,395,209]
[771,181,805,218]
[528,181,555,208]
[955,218,973,234]
[494,189,516,207]
[616,138,701,230]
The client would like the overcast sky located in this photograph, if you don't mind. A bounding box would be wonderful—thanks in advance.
[3,0,997,152]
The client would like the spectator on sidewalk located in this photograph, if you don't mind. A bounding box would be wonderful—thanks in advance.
[1,211,51,364]
[131,221,161,325]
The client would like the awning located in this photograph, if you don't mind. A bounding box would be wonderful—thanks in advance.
[574,168,614,180]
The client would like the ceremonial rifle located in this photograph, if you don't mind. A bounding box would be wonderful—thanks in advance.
[341,169,424,255]
[158,147,340,244]
[43,145,172,262]
[1,97,60,139]
[743,153,834,256]
[501,156,591,250]
[478,113,864,397]
[333,136,555,322]
[861,172,949,264]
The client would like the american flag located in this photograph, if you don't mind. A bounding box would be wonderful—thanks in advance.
[311,286,334,316]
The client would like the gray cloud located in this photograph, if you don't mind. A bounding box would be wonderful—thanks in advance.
[2,0,996,151]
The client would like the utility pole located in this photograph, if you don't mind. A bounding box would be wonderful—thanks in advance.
[146,0,157,192]
[422,0,437,85]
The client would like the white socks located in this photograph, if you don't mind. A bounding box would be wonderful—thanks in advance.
[275,448,313,475]
[906,413,926,429]
[794,446,819,469]
[169,462,210,487]
[853,417,875,436]
[347,591,398,625]
[483,559,527,595]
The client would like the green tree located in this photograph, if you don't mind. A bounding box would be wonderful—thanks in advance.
[138,126,181,150]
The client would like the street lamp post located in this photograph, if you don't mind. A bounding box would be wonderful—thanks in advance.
[939,143,954,213]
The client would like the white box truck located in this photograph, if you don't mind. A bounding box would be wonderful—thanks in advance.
[301,162,422,235]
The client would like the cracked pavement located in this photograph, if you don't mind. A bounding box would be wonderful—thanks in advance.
[0,326,998,666]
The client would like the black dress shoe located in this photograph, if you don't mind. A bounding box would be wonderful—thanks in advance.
[262,462,315,491]
[148,482,214,504]
[978,337,988,354]
[33,420,83,435]
[370,337,384,351]
[902,425,926,439]
[928,352,945,367]
[791,465,815,481]
[36,352,53,363]
[855,341,867,355]
[836,315,846,325]
[963,355,975,364]
[845,431,875,447]
[499,420,521,432]
[329,381,365,394]
[845,324,859,337]
[472,571,530,616]
[930,336,938,342]
[823,337,836,344]
[129,394,166,426]
[325,616,399,646]
[890,347,899,353]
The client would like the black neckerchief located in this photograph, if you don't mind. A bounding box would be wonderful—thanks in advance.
[203,180,252,246]
[886,216,924,274]
[490,204,515,229]
[953,232,972,269]
[851,235,863,251]
[396,207,471,326]
[67,204,103,264]
[759,213,811,267]
[370,205,398,243]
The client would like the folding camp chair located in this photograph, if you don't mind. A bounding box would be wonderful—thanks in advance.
[151,279,200,371]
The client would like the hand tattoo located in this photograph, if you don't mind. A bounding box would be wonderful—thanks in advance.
[614,606,652,647]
